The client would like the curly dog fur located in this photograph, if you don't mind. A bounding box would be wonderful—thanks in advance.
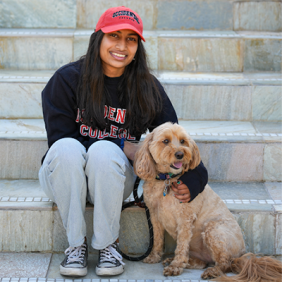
[134,122,282,281]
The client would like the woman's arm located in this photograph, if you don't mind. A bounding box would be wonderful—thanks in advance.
[42,68,87,149]
[173,161,208,202]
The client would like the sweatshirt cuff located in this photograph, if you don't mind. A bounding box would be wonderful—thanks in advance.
[179,161,208,202]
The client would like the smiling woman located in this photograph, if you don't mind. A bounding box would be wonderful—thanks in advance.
[39,5,208,278]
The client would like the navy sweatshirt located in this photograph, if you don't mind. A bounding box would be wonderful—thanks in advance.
[41,60,208,201]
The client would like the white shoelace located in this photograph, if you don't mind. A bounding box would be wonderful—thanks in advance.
[100,244,125,266]
[65,243,87,264]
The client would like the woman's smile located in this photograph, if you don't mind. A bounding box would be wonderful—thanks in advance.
[110,51,127,60]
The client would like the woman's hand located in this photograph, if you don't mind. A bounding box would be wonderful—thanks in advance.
[171,180,191,203]
[123,141,140,161]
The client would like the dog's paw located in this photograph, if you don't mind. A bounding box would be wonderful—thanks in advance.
[163,265,183,276]
[143,254,161,264]
[201,267,220,280]
[162,257,173,266]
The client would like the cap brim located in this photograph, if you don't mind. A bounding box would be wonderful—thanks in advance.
[101,24,146,42]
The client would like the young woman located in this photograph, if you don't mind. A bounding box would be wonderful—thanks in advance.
[39,6,208,277]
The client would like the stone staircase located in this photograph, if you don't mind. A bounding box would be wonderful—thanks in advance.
[0,0,281,280]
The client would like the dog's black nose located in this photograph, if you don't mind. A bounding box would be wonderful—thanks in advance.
[175,151,184,159]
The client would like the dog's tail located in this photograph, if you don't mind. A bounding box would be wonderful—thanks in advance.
[213,253,282,282]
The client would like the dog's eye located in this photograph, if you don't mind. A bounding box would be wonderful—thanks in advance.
[180,139,185,144]
[163,139,169,144]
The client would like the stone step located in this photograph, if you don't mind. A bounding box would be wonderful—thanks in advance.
[0,119,281,181]
[0,180,281,257]
[0,29,281,71]
[1,0,281,32]
[1,255,281,281]
[0,70,281,122]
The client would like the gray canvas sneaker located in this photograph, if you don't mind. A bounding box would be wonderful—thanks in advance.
[96,243,125,276]
[60,242,88,276]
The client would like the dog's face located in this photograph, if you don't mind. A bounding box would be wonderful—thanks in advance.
[134,122,201,180]
[149,123,193,175]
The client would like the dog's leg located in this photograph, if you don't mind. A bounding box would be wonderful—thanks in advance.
[143,213,165,264]
[201,221,233,280]
[163,213,196,276]
[163,256,206,270]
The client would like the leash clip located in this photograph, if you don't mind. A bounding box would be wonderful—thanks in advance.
[163,179,171,196]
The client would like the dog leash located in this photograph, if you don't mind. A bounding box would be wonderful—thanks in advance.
[120,177,154,261]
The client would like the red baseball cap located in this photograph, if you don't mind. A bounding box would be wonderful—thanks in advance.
[95,6,145,42]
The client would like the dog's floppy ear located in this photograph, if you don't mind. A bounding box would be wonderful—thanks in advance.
[134,132,157,180]
[187,138,201,170]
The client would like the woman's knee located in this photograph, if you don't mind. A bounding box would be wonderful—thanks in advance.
[87,140,124,168]
[44,138,86,168]
[39,138,87,201]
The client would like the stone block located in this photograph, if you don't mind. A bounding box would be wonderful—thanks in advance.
[162,84,184,120]
[211,182,270,201]
[180,120,256,134]
[274,205,282,213]
[77,0,156,30]
[244,39,282,72]
[198,143,264,181]
[0,209,53,252]
[0,140,48,179]
[253,121,282,134]
[157,0,233,30]
[0,179,44,198]
[0,253,52,277]
[0,37,73,70]
[264,143,282,182]
[0,118,46,133]
[276,213,282,255]
[119,207,149,255]
[252,86,282,122]
[164,85,252,120]
[234,2,282,32]
[0,83,44,118]
[158,38,243,72]
[265,182,282,201]
[227,203,273,212]
[74,36,89,61]
[144,35,158,70]
[0,0,76,28]
[236,212,275,255]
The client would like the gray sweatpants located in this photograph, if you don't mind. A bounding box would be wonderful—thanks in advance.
[39,138,136,250]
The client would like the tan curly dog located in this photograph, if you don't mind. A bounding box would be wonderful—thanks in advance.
[134,122,282,281]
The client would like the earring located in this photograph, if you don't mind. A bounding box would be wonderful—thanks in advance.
[132,57,135,61]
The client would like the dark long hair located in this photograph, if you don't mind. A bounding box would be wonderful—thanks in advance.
[76,30,162,136]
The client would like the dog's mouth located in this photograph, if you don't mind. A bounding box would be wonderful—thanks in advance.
[170,162,183,170]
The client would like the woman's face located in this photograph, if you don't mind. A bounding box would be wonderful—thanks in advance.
[100,29,139,77]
